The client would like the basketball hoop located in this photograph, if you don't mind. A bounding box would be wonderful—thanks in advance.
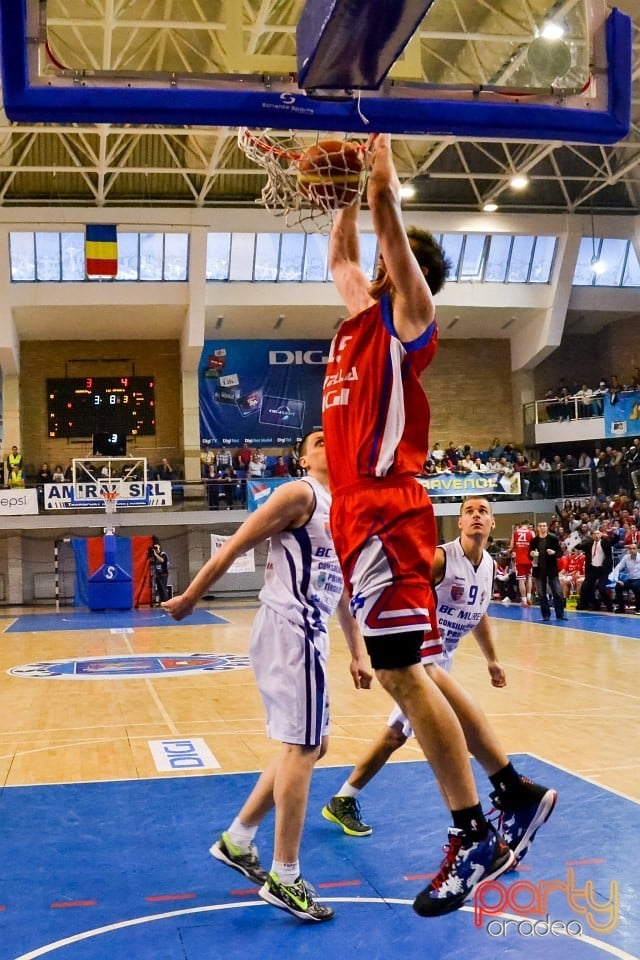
[100,488,120,534]
[238,128,376,232]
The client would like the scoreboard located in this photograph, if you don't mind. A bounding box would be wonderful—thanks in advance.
[47,376,156,438]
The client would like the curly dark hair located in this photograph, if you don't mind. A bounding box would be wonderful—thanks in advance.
[407,227,451,296]
[369,227,451,300]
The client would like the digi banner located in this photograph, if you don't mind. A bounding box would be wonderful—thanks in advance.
[418,472,521,497]
[604,390,640,439]
[199,340,328,447]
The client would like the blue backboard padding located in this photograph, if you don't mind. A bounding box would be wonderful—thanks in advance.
[0,1,631,145]
[297,0,438,90]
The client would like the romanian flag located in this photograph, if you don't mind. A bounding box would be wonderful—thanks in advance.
[85,224,118,277]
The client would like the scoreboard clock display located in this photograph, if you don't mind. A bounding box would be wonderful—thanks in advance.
[47,376,156,438]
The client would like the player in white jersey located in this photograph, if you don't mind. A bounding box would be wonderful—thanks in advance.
[323,497,557,874]
[163,431,372,923]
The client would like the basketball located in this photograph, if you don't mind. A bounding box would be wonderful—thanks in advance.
[296,139,364,209]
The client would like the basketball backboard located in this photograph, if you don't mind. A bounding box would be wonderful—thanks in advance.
[0,0,631,145]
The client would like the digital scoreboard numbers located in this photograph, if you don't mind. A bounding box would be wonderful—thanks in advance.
[47,376,156,438]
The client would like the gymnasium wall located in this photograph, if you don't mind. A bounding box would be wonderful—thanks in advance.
[425,338,516,449]
[534,318,640,396]
[19,340,183,477]
[18,333,516,475]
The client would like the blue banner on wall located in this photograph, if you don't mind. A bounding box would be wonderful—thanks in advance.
[199,340,329,447]
[604,390,640,440]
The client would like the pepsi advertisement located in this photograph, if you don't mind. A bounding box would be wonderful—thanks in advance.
[199,340,328,447]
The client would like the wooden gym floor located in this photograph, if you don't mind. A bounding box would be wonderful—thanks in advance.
[0,601,638,959]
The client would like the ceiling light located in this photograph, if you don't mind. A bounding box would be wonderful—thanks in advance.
[540,22,565,40]
[400,184,416,199]
[590,256,607,276]
[483,202,498,212]
[510,174,529,191]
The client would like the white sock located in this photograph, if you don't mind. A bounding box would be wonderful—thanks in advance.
[271,859,300,885]
[336,781,360,799]
[226,817,258,851]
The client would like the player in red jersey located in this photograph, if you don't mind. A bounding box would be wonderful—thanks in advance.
[322,134,551,917]
[509,521,535,604]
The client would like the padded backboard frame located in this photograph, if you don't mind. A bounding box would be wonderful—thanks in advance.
[0,0,631,145]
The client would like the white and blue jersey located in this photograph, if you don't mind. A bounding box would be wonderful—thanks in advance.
[389,537,494,737]
[258,476,343,632]
[430,538,494,670]
[251,476,343,747]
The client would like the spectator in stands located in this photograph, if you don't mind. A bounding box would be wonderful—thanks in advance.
[237,443,252,472]
[52,464,65,483]
[248,452,266,479]
[216,447,233,472]
[430,442,445,465]
[609,375,622,405]
[458,451,476,473]
[272,455,289,478]
[576,527,614,612]
[288,446,302,477]
[487,437,504,459]
[610,543,640,614]
[573,384,594,418]
[155,457,174,482]
[6,445,25,488]
[494,551,518,604]
[201,445,216,476]
[558,550,585,601]
[557,385,573,421]
[37,462,53,485]
[514,454,531,497]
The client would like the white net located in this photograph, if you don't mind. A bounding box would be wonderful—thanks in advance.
[238,128,375,232]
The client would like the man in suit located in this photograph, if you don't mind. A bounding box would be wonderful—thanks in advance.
[529,520,567,621]
[577,528,614,612]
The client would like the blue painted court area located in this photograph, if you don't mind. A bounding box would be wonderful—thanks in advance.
[2,608,228,633]
[489,601,640,638]
[0,757,637,960]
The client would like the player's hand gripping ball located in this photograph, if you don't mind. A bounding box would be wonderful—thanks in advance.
[296,140,364,209]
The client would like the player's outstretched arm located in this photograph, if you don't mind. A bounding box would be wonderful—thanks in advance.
[162,481,314,621]
[336,590,373,690]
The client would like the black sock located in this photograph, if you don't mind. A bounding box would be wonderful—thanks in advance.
[451,803,488,841]
[489,762,521,798]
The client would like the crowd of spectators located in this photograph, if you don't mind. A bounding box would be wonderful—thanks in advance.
[490,489,640,613]
[200,443,302,509]
[542,372,640,421]
[422,436,640,502]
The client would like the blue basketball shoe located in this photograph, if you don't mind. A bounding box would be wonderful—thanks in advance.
[413,823,515,917]
[490,779,557,866]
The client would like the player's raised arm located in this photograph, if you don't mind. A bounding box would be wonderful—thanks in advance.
[366,134,434,341]
[162,480,314,621]
[329,202,373,317]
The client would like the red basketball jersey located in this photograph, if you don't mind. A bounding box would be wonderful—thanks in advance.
[322,293,437,490]
[513,526,534,563]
